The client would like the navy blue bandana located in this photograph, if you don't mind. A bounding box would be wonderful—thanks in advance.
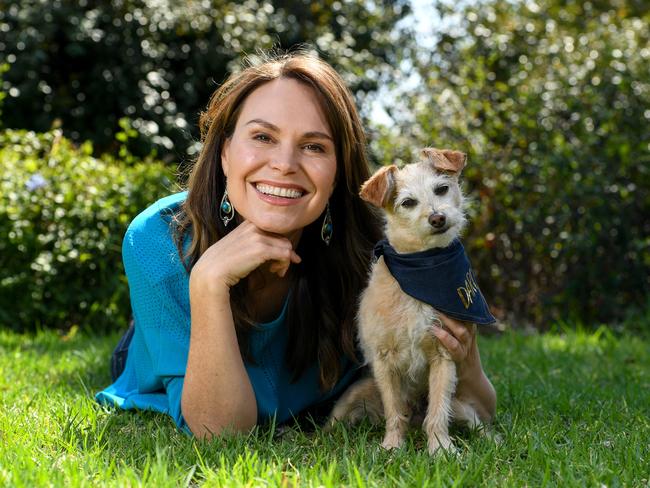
[373,239,496,325]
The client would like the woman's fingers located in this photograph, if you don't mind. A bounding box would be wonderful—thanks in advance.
[438,313,475,346]
[431,326,463,361]
[265,240,302,276]
[433,312,477,363]
[269,262,288,277]
[192,220,302,288]
[269,250,302,277]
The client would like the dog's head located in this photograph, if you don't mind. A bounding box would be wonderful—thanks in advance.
[360,147,468,252]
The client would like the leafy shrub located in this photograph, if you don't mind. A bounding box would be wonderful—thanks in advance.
[0,129,173,332]
[0,0,411,161]
[0,64,6,122]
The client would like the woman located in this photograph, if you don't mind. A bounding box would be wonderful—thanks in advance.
[97,51,496,437]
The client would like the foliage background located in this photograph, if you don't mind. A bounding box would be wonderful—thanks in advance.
[0,0,410,161]
[0,0,648,331]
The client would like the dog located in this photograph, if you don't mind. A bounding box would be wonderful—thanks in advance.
[328,147,496,455]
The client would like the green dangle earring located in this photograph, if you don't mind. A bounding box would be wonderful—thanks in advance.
[321,202,333,246]
[219,186,234,227]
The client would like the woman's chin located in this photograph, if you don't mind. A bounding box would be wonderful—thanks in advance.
[248,219,303,239]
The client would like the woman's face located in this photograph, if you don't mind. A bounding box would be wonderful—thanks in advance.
[221,77,337,240]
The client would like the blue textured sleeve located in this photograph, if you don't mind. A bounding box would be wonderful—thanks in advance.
[114,193,192,429]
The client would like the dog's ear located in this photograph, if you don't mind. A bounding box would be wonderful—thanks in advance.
[359,165,398,208]
[422,147,467,176]
[442,150,467,174]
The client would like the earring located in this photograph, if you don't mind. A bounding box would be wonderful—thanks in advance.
[321,202,333,246]
[219,187,234,226]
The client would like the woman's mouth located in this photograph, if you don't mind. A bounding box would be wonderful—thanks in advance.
[254,182,305,199]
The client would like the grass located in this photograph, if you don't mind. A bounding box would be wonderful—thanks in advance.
[0,325,648,487]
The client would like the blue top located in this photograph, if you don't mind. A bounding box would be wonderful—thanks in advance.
[96,192,359,432]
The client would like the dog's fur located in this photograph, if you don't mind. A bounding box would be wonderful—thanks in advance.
[329,148,489,455]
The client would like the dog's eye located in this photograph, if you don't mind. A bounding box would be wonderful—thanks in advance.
[400,198,418,208]
[434,185,449,196]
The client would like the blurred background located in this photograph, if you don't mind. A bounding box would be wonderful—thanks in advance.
[0,0,648,334]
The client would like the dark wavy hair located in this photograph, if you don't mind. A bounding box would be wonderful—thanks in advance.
[174,50,381,390]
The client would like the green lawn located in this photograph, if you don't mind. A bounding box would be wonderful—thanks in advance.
[1,326,648,487]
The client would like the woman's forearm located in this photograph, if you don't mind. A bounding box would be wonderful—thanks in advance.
[456,338,497,423]
[181,278,257,437]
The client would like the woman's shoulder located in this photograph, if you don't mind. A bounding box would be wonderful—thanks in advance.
[122,191,189,279]
[127,191,188,236]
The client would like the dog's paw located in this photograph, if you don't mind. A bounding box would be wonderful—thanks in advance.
[482,429,503,445]
[427,435,456,456]
[381,431,405,450]
[470,423,503,445]
[322,416,337,432]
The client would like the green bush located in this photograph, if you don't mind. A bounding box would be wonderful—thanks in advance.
[0,64,6,123]
[0,129,173,332]
[0,0,411,161]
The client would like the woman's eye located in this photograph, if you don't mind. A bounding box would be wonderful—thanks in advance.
[434,185,449,196]
[304,143,324,153]
[253,133,272,142]
[400,198,418,208]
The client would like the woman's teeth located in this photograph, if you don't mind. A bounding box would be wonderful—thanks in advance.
[255,183,304,199]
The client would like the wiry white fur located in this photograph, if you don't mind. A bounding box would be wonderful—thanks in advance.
[385,163,467,253]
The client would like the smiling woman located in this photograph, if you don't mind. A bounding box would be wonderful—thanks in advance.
[95,50,495,439]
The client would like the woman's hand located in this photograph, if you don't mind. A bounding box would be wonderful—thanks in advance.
[190,220,302,292]
[431,314,477,365]
[432,313,497,422]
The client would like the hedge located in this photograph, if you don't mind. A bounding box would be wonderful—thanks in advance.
[0,0,411,161]
[0,129,173,332]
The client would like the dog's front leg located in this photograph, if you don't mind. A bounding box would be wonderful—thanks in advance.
[374,360,410,450]
[424,356,457,454]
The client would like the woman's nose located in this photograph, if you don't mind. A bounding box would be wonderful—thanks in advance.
[270,145,299,173]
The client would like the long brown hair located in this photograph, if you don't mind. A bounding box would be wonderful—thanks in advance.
[174,50,381,390]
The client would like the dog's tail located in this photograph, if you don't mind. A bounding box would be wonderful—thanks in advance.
[325,376,384,429]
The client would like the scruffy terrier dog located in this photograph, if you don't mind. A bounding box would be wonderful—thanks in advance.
[329,148,496,455]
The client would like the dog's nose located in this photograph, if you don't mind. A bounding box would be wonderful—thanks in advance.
[428,213,446,228]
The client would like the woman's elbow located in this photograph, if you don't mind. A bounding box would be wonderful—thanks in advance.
[182,400,257,438]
